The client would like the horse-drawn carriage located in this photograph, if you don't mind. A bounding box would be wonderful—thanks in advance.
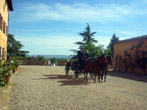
[65,55,112,83]
[65,60,89,78]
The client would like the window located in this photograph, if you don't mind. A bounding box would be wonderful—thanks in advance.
[124,51,131,57]
[6,26,8,36]
[0,14,7,36]
[124,51,128,56]
[0,14,2,31]
[3,21,6,34]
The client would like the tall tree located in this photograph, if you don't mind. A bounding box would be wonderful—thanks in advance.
[75,23,98,48]
[107,33,119,56]
[70,23,98,55]
[7,34,29,57]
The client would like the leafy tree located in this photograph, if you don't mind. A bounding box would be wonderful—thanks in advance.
[70,24,112,59]
[83,42,96,59]
[83,43,109,59]
[107,33,119,56]
[37,56,47,62]
[95,45,106,56]
[104,49,112,56]
[7,34,29,57]
[70,23,98,56]
[20,51,29,57]
[75,23,98,48]
[50,58,58,65]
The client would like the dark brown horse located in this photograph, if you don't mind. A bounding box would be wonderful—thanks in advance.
[101,56,113,82]
[83,55,107,83]
[83,60,93,81]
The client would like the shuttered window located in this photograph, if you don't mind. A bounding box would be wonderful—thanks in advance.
[0,14,7,36]
[3,22,6,34]
[6,25,8,36]
[0,14,2,30]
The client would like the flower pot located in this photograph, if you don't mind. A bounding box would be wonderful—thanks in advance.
[13,68,15,73]
[15,66,18,71]
[5,75,10,85]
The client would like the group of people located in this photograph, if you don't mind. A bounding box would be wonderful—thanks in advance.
[77,47,91,71]
[77,47,91,60]
[65,47,90,72]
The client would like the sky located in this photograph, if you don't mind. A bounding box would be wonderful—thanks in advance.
[9,0,147,55]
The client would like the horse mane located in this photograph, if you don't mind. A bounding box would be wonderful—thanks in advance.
[83,55,107,63]
[91,55,104,62]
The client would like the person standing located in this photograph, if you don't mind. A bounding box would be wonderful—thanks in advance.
[48,60,50,66]
[77,47,84,71]
[85,50,91,60]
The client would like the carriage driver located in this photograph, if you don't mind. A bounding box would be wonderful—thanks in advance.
[85,50,91,60]
[77,47,85,71]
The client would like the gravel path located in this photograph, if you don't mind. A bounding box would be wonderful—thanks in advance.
[10,66,147,110]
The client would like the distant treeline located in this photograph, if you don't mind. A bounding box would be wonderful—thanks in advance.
[29,55,72,59]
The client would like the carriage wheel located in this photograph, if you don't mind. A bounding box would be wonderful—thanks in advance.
[74,68,79,78]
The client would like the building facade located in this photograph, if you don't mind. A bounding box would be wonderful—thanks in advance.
[0,0,13,60]
[114,35,147,74]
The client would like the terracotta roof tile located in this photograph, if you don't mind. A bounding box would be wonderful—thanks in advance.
[115,35,147,44]
[7,0,13,11]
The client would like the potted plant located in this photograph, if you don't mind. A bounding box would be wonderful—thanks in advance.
[0,61,12,86]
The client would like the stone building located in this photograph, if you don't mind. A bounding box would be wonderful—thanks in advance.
[114,35,147,74]
[0,0,13,60]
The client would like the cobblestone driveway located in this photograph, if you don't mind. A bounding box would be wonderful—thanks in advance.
[10,66,147,110]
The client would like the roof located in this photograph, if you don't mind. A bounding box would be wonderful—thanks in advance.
[115,35,147,44]
[7,0,13,11]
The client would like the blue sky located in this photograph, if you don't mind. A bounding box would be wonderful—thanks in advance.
[9,0,147,55]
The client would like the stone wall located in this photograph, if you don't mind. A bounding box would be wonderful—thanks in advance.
[22,60,47,65]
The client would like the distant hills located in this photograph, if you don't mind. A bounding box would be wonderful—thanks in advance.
[29,55,72,59]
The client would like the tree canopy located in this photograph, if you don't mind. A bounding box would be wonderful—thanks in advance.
[83,42,112,59]
[75,23,98,48]
[71,23,113,59]
[7,34,29,57]
[107,33,119,56]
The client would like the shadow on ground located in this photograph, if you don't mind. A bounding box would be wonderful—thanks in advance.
[108,71,147,83]
[33,74,91,86]
[58,78,90,86]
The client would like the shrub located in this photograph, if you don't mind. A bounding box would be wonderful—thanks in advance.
[0,61,12,86]
[37,56,47,62]
[0,57,21,87]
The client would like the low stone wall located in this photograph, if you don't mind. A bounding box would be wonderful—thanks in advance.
[58,62,65,66]
[22,60,46,65]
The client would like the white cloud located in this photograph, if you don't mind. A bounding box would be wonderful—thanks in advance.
[16,2,147,23]
[119,31,136,36]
